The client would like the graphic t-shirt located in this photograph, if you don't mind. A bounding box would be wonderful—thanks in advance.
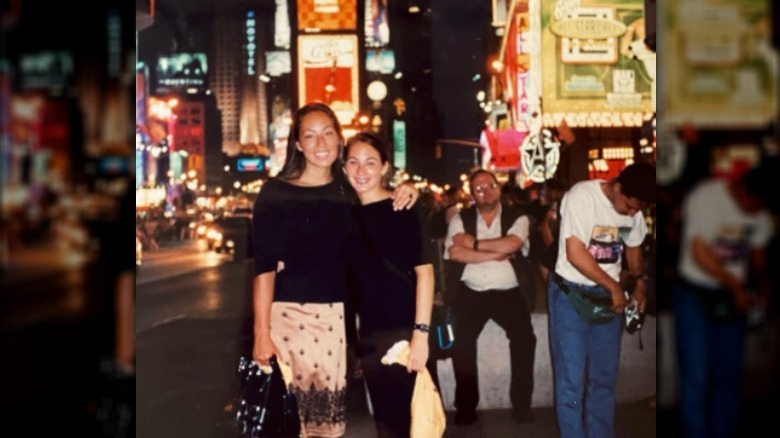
[678,179,773,288]
[555,180,647,285]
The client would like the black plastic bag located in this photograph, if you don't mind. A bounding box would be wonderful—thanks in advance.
[95,357,135,438]
[235,356,300,438]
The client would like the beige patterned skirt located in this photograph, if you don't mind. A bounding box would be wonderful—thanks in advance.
[270,302,347,438]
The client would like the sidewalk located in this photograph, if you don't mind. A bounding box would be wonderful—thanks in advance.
[138,317,657,438]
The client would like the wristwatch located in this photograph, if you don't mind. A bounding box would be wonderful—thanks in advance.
[413,323,430,333]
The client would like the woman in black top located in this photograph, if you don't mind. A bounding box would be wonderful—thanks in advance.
[343,131,435,437]
[251,103,417,437]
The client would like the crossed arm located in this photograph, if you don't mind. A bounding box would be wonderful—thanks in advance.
[448,233,523,264]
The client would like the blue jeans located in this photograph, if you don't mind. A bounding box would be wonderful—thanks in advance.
[548,276,623,438]
[673,280,745,438]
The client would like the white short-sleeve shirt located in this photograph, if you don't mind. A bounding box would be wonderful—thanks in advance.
[678,179,773,287]
[555,180,648,285]
[444,204,530,291]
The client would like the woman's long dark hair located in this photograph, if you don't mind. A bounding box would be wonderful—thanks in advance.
[277,102,346,183]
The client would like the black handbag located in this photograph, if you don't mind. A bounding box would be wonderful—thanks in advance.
[429,303,455,359]
[235,356,300,438]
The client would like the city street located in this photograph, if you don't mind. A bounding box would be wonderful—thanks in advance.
[1,244,120,436]
[136,241,656,438]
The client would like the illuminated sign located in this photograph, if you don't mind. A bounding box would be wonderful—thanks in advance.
[666,0,775,126]
[98,156,130,175]
[297,0,357,31]
[657,130,686,185]
[274,0,291,48]
[156,53,207,92]
[516,72,531,121]
[247,11,257,75]
[520,129,560,183]
[541,0,652,123]
[266,51,292,76]
[269,96,293,177]
[364,0,390,47]
[237,157,266,172]
[550,15,627,40]
[366,50,395,74]
[556,8,621,64]
[136,67,148,143]
[19,51,73,90]
[492,0,509,27]
[393,120,406,170]
[298,34,359,125]
[107,9,122,77]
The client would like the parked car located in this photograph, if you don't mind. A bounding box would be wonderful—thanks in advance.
[229,206,253,217]
[205,216,253,260]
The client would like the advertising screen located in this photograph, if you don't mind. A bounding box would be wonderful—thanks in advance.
[664,0,774,126]
[98,156,131,175]
[366,50,395,74]
[266,51,292,76]
[156,53,208,93]
[136,67,149,144]
[297,0,357,31]
[19,51,73,91]
[237,157,267,172]
[541,0,653,123]
[298,35,359,125]
[364,0,390,47]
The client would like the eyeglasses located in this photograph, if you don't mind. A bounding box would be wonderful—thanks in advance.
[473,182,498,194]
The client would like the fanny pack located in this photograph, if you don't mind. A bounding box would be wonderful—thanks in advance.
[679,277,739,323]
[553,273,617,324]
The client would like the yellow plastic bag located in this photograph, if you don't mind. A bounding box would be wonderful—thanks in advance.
[410,368,446,438]
[381,341,446,438]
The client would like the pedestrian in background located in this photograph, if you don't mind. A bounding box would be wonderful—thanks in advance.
[250,103,418,437]
[674,161,777,438]
[445,169,537,426]
[548,162,655,438]
[343,131,435,437]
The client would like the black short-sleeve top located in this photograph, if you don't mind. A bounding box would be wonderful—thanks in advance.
[251,178,354,303]
[348,199,436,335]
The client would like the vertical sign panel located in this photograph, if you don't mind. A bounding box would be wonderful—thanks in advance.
[298,35,359,126]
[393,120,406,170]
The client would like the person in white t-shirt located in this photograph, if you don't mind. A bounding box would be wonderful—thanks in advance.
[674,162,776,438]
[549,162,655,438]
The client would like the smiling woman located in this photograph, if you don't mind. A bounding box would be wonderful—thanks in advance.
[249,104,419,437]
[342,130,437,436]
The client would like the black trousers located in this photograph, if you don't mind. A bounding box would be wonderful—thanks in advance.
[360,329,439,438]
[452,285,536,414]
